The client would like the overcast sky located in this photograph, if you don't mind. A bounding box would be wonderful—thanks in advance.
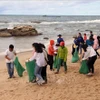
[0,0,100,15]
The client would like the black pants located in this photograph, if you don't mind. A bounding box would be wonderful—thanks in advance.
[48,55,53,70]
[95,49,100,57]
[87,55,97,73]
[72,45,79,56]
[41,65,47,82]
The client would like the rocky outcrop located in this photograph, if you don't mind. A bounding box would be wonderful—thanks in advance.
[0,25,41,37]
[0,28,12,37]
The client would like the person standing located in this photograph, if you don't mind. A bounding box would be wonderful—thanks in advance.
[5,44,16,79]
[48,40,55,71]
[29,43,47,84]
[77,33,84,54]
[57,34,64,45]
[82,44,97,75]
[55,42,68,74]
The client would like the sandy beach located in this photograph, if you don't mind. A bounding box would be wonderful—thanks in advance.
[0,45,100,100]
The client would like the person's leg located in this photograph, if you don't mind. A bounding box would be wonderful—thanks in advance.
[72,46,75,56]
[10,62,14,77]
[90,56,97,73]
[87,59,91,73]
[56,58,63,72]
[63,61,67,72]
[6,63,12,78]
[49,55,53,70]
[95,49,100,57]
[41,65,47,82]
[34,65,44,81]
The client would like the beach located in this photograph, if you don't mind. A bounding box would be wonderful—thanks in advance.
[0,45,100,100]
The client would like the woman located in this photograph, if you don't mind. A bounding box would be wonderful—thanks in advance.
[82,43,97,75]
[29,43,47,84]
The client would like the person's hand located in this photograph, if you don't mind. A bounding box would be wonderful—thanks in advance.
[26,59,29,62]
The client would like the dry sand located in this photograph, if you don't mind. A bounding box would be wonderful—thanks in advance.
[0,45,100,100]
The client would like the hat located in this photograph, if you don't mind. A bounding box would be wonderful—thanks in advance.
[60,42,65,46]
[58,34,62,37]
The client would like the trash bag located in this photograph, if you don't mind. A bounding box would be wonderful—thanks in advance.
[25,60,36,82]
[14,57,25,77]
[79,60,89,74]
[71,48,79,63]
[53,55,58,69]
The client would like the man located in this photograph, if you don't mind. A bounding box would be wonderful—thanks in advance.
[5,44,16,79]
[55,42,68,74]
[57,34,64,45]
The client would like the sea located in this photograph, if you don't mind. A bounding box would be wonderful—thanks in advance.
[0,15,100,55]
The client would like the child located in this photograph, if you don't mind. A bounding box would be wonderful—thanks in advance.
[29,43,47,84]
[48,40,55,71]
[5,44,16,79]
[84,33,87,42]
[55,42,68,74]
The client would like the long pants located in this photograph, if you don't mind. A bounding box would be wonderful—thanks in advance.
[95,49,100,57]
[87,55,97,73]
[34,64,44,81]
[41,65,47,82]
[48,55,53,70]
[72,45,79,56]
[57,58,67,72]
[6,62,14,78]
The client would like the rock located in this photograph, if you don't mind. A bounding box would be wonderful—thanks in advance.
[8,25,38,36]
[43,37,49,40]
[0,32,12,37]
[0,25,40,37]
[0,28,12,37]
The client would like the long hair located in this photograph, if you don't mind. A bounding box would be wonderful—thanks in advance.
[32,43,43,53]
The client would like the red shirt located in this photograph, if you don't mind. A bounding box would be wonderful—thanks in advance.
[48,45,55,56]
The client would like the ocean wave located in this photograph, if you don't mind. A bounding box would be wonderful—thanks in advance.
[67,20,100,24]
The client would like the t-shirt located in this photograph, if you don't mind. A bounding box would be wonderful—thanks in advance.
[5,49,16,63]
[29,52,47,67]
[82,46,96,60]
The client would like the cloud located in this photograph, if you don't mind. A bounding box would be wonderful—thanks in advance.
[0,0,99,15]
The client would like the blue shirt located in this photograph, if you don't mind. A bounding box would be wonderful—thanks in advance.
[57,38,64,44]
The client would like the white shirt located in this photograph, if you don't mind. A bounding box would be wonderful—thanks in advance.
[82,46,96,60]
[29,52,47,67]
[5,49,16,63]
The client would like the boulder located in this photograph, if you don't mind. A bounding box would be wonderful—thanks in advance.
[8,25,38,36]
[0,28,11,37]
[0,32,12,37]
[0,25,40,37]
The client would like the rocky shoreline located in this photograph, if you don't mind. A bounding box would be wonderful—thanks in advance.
[0,25,42,37]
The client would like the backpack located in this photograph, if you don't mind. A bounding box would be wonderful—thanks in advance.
[97,36,100,46]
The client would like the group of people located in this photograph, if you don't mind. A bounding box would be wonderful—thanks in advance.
[5,31,100,85]
[72,31,100,75]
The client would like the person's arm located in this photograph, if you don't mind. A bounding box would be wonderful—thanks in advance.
[5,55,11,60]
[82,48,90,60]
[50,46,55,53]
[29,52,37,61]
[13,50,17,56]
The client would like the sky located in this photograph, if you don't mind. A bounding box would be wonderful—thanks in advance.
[0,0,100,15]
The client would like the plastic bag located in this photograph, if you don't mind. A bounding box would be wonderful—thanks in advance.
[25,60,36,82]
[79,60,89,74]
[14,57,25,77]
[71,48,79,63]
